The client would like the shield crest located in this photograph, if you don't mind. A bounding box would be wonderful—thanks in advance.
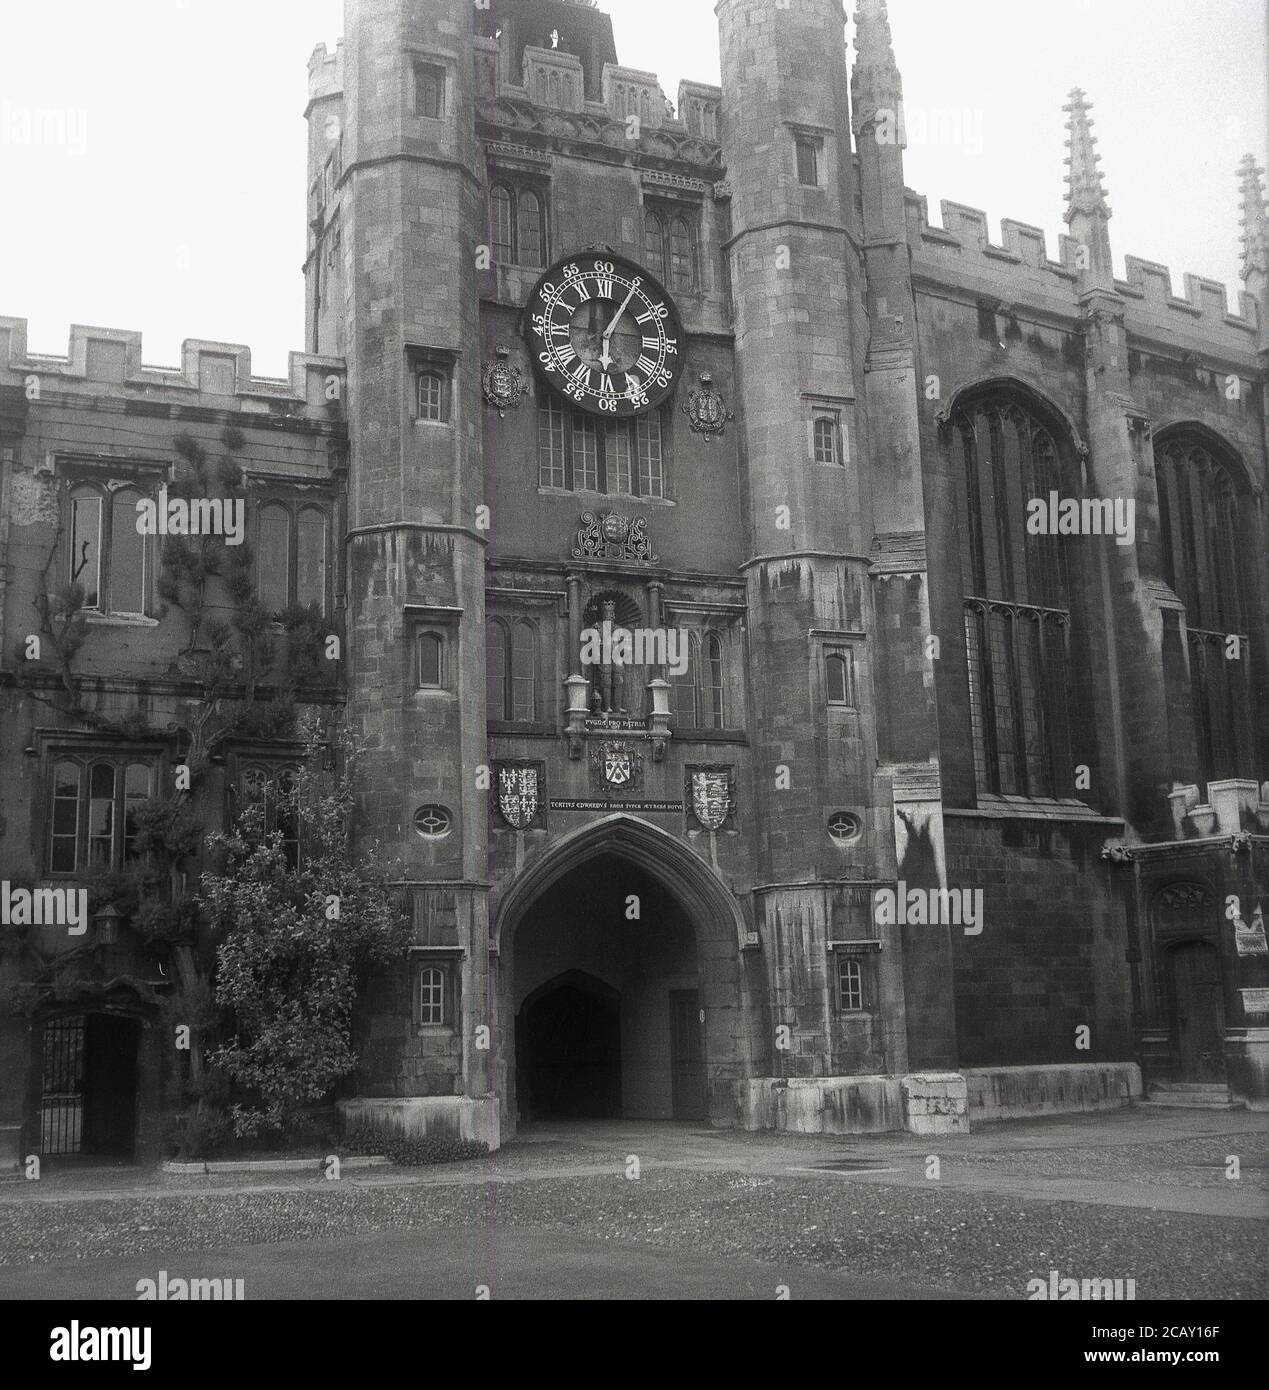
[590,741,642,796]
[498,765,539,829]
[604,747,632,786]
[691,769,732,830]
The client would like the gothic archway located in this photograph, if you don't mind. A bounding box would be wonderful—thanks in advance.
[493,814,753,1133]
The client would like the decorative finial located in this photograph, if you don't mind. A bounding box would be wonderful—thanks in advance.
[1063,87,1111,223]
[852,0,902,123]
[1237,154,1268,284]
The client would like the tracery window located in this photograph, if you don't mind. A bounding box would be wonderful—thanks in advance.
[1153,434,1252,783]
[643,207,697,292]
[488,183,546,268]
[48,756,153,874]
[951,394,1073,798]
[238,761,300,870]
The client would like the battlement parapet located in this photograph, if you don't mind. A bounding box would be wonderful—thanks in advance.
[0,320,347,421]
[307,41,344,104]
[905,191,1262,343]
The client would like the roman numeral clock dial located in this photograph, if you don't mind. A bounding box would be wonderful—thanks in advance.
[526,254,684,416]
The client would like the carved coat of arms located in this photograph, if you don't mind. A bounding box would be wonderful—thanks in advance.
[572,511,657,563]
[682,371,733,443]
[481,347,527,417]
[688,766,735,830]
[497,763,540,829]
[590,740,643,795]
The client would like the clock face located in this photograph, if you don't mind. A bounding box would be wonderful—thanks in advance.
[526,253,683,417]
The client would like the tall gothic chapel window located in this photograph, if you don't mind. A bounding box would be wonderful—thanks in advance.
[952,394,1073,798]
[1153,434,1251,783]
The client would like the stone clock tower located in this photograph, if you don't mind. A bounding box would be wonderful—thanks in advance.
[307,0,495,1135]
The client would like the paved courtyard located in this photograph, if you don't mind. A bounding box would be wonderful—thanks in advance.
[0,1108,1265,1300]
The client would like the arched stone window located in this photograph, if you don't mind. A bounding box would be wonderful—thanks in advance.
[296,507,327,611]
[704,632,725,728]
[671,630,726,730]
[1153,432,1252,782]
[644,211,665,281]
[517,189,545,269]
[668,216,695,292]
[490,185,514,264]
[950,390,1074,798]
[255,500,331,616]
[673,630,700,728]
[68,483,151,616]
[256,504,291,612]
[50,755,153,875]
[416,631,443,688]
[486,618,537,722]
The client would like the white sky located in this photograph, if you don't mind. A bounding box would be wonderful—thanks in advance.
[0,0,1264,377]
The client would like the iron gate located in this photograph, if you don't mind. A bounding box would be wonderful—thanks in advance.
[40,1015,85,1154]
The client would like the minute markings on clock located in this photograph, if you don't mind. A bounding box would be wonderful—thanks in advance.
[526,255,683,417]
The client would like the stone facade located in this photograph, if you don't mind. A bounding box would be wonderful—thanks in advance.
[1,0,1266,1164]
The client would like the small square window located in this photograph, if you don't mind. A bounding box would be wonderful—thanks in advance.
[415,63,445,120]
[813,413,840,466]
[837,956,864,1012]
[419,965,446,1025]
[417,370,446,422]
[826,649,854,706]
[416,631,444,688]
[795,136,821,187]
[415,962,454,1028]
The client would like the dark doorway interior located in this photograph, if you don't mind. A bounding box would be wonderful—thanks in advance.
[1169,941,1225,1081]
[38,1012,140,1157]
[517,971,621,1120]
[84,1015,140,1155]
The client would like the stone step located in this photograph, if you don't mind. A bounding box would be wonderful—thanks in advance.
[1142,1084,1244,1110]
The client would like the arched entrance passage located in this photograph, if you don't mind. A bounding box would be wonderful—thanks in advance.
[494,815,750,1131]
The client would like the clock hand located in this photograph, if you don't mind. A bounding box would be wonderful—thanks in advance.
[600,282,640,355]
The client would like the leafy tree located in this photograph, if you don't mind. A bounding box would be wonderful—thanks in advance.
[199,738,409,1137]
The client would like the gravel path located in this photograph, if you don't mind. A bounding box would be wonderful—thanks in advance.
[1,1164,1263,1299]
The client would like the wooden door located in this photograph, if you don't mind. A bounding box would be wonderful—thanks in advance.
[669,990,705,1120]
[1170,941,1224,1081]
